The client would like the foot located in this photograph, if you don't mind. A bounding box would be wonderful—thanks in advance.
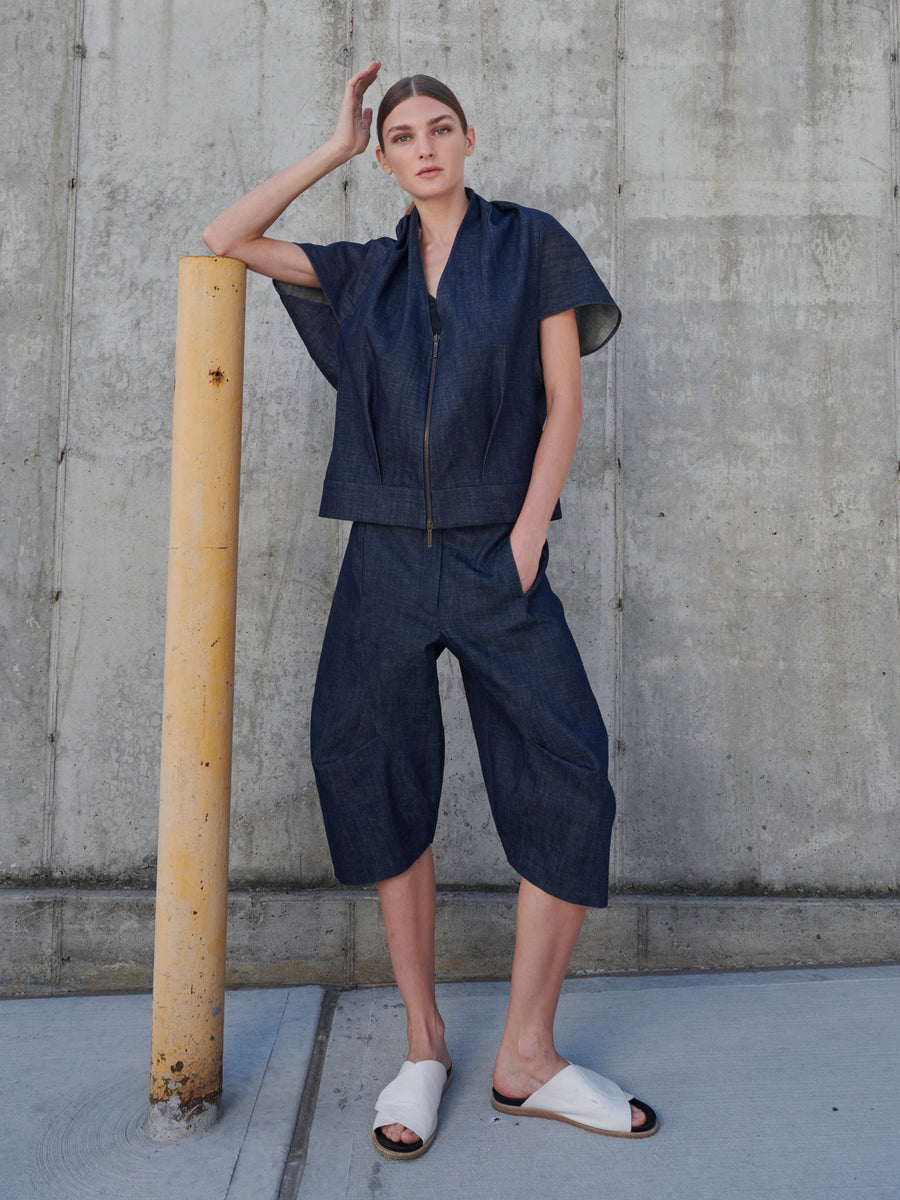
[373,1056,453,1159]
[377,1044,453,1148]
[493,1054,649,1132]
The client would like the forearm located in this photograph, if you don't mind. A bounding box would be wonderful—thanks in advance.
[512,390,582,550]
[202,139,349,258]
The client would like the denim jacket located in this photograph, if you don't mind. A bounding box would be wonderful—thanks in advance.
[275,191,620,531]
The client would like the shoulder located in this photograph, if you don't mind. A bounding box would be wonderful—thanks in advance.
[478,197,578,259]
[484,197,564,233]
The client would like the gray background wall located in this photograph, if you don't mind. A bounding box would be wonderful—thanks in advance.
[2,0,898,994]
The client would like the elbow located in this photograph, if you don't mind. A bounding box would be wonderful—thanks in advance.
[202,217,246,260]
[202,223,231,258]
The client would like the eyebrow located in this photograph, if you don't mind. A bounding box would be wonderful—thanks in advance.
[385,113,457,136]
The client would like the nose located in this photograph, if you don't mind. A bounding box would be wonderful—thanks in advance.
[416,132,433,156]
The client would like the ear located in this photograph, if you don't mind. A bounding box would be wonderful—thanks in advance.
[375,145,393,175]
[464,125,476,157]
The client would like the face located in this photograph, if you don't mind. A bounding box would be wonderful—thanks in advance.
[376,93,475,199]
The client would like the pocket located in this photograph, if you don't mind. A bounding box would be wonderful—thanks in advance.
[497,534,525,596]
[499,535,549,599]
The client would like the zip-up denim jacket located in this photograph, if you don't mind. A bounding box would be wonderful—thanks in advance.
[274,191,620,531]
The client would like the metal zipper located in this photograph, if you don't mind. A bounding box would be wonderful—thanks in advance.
[423,331,440,547]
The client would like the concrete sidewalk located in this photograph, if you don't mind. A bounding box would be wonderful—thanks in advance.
[4,965,899,1200]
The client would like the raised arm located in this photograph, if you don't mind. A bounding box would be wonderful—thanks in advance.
[202,61,381,285]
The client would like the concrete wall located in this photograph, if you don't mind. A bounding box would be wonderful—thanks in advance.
[2,0,898,994]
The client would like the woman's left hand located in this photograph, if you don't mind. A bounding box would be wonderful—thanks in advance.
[508,525,544,595]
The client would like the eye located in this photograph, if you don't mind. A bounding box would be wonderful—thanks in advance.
[392,134,410,144]
[434,126,451,135]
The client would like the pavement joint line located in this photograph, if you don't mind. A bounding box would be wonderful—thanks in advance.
[277,985,341,1200]
[223,987,293,1198]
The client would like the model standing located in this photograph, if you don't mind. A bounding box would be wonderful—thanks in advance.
[204,60,657,1157]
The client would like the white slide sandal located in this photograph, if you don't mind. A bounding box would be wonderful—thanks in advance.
[492,1063,658,1138]
[373,1059,453,1159]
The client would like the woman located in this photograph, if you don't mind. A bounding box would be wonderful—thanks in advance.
[204,61,657,1158]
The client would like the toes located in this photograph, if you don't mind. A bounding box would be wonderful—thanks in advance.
[378,1122,419,1144]
[631,1102,646,1129]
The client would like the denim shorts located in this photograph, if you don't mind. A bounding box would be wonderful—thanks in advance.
[310,522,616,908]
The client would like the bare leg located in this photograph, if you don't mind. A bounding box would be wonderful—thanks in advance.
[376,846,452,1145]
[492,877,647,1130]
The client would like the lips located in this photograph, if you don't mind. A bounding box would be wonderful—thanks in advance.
[417,167,442,177]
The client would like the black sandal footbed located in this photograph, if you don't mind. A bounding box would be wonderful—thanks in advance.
[373,1126,425,1155]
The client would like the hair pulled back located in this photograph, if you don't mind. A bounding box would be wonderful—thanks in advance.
[376,74,469,150]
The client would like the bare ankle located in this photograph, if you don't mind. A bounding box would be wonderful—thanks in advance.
[406,1012,449,1066]
[493,1037,566,1097]
[497,1029,559,1070]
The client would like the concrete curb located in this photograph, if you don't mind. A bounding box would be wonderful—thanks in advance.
[2,887,899,995]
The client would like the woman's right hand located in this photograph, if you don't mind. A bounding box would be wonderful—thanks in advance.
[330,61,382,159]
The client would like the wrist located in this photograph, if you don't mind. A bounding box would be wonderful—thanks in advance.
[511,513,549,552]
[321,136,358,167]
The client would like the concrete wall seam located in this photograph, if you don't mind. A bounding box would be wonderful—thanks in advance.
[42,0,87,877]
[609,0,628,887]
[891,0,900,635]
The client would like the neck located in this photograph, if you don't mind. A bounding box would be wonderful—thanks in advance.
[415,187,470,248]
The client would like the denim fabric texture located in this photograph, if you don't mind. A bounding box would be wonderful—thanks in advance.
[310,523,616,908]
[274,191,621,530]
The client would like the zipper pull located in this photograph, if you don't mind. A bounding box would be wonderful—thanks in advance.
[426,519,434,548]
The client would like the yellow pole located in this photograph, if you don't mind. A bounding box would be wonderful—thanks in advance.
[148,256,246,1139]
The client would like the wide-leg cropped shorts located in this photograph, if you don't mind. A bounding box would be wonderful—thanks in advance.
[310,522,616,908]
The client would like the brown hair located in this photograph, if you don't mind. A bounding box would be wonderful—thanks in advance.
[376,75,469,151]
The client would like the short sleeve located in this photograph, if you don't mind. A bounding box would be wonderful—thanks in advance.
[272,240,371,389]
[537,216,621,356]
[299,241,370,319]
